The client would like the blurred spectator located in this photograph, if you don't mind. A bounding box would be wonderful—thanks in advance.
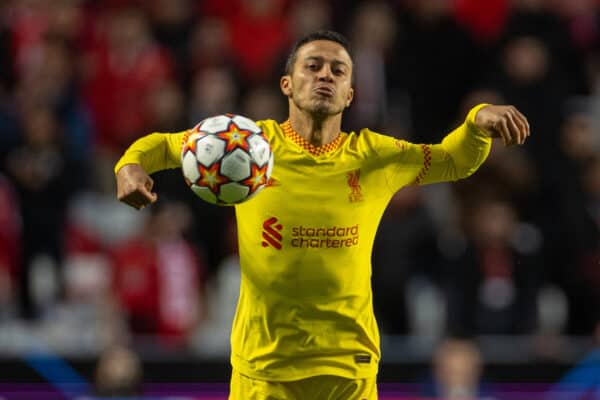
[4,104,81,318]
[443,198,542,335]
[0,2,14,94]
[187,16,235,75]
[346,1,396,132]
[562,155,600,334]
[506,0,589,92]
[455,137,539,222]
[148,166,233,278]
[15,35,94,165]
[487,34,565,164]
[8,0,91,79]
[388,0,481,143]
[146,66,236,275]
[453,0,509,44]
[111,199,206,347]
[241,84,286,122]
[485,0,588,168]
[545,321,600,400]
[0,98,19,166]
[219,0,291,84]
[83,7,173,156]
[288,0,332,40]
[551,0,600,54]
[193,214,240,356]
[0,174,20,319]
[145,78,187,132]
[44,0,89,44]
[188,67,238,123]
[93,344,143,398]
[481,30,582,291]
[270,0,333,74]
[146,0,196,83]
[456,88,541,222]
[541,99,599,334]
[60,190,144,352]
[372,185,441,335]
[559,99,599,163]
[7,0,55,75]
[422,338,495,399]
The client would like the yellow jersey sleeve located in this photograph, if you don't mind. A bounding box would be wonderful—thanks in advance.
[113,131,188,175]
[367,103,492,192]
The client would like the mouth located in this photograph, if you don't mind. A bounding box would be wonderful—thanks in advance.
[313,85,335,97]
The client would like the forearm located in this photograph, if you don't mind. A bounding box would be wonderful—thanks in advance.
[416,104,492,185]
[440,103,492,176]
[114,131,187,175]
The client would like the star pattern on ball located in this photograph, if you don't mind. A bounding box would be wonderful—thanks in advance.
[217,123,252,152]
[198,163,227,193]
[243,163,268,193]
[183,135,199,155]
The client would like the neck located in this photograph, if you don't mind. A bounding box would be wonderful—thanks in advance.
[288,108,342,147]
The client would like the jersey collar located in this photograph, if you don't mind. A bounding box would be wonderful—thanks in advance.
[281,120,345,156]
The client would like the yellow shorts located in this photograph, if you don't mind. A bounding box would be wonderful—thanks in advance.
[228,369,378,400]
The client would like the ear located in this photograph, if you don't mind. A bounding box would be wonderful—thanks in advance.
[346,87,354,108]
[280,75,292,97]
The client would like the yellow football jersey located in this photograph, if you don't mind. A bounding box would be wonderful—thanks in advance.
[114,104,491,382]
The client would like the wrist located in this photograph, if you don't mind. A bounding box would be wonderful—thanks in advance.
[114,161,142,176]
[466,103,491,136]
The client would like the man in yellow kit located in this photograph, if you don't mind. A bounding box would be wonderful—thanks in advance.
[114,31,530,399]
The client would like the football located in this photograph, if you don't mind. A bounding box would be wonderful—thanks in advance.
[181,114,273,205]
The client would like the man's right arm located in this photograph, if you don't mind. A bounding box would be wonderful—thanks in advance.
[114,131,187,209]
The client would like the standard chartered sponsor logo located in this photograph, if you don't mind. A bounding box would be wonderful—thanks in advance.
[290,224,359,248]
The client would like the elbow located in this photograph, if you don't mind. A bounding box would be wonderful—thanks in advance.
[455,159,486,181]
[453,150,490,181]
[459,166,478,180]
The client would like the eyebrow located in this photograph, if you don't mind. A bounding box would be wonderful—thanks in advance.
[304,56,349,67]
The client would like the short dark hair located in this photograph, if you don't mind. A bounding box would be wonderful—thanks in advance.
[284,30,353,75]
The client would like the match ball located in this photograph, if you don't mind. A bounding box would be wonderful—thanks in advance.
[181,114,273,205]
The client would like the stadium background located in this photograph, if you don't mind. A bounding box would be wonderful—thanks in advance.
[0,0,598,398]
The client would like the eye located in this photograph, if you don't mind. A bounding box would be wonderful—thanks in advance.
[307,63,319,71]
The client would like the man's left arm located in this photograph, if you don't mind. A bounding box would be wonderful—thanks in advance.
[417,103,530,185]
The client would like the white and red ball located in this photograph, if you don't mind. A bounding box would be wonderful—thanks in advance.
[181,114,273,205]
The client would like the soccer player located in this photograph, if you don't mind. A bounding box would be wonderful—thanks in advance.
[114,31,529,400]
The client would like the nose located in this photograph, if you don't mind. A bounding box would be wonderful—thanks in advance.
[317,64,334,82]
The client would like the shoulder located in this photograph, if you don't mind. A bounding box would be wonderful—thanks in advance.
[256,119,284,139]
[344,127,411,155]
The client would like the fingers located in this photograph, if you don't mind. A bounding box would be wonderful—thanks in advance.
[494,106,530,147]
[507,106,530,145]
[123,192,152,210]
[116,167,158,210]
[122,186,157,210]
[140,185,158,205]
[513,107,530,138]
[505,111,524,145]
[495,118,510,146]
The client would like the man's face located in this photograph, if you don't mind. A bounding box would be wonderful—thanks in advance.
[281,40,354,117]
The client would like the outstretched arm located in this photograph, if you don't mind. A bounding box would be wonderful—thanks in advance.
[415,104,530,185]
[114,131,187,209]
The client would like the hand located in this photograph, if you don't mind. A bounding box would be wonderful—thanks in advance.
[116,164,158,210]
[475,105,530,146]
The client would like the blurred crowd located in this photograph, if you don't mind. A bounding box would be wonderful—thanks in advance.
[0,0,598,361]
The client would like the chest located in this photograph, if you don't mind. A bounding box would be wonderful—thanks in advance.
[267,150,378,207]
